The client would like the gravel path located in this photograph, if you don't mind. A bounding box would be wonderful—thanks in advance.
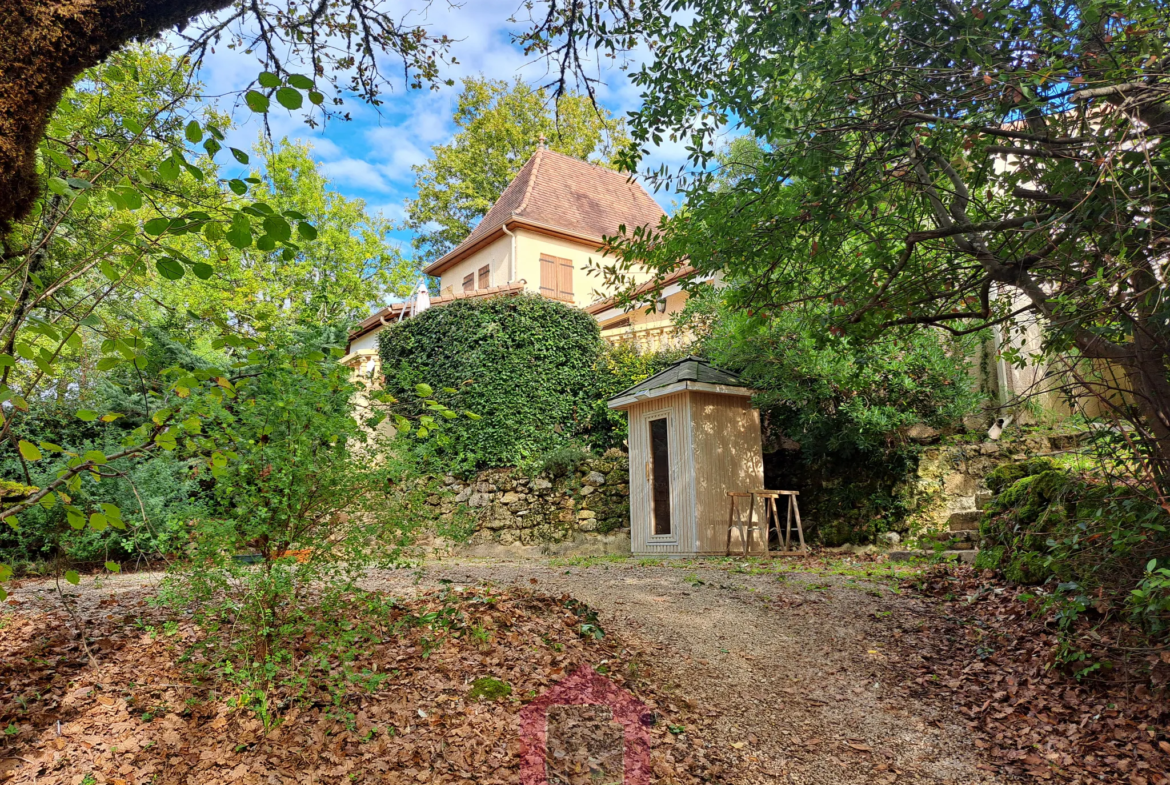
[364,557,1006,785]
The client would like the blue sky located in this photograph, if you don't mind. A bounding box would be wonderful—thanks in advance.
[186,0,692,260]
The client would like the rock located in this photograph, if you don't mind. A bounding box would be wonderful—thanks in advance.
[500,492,523,504]
[558,510,576,523]
[905,423,940,443]
[975,491,994,510]
[578,519,598,532]
[468,492,490,508]
[877,531,901,546]
[948,510,981,531]
[427,494,441,505]
[576,509,596,520]
[585,471,606,486]
[475,482,495,493]
[579,486,595,496]
[943,472,978,496]
[979,442,1000,455]
[533,478,552,491]
[454,487,472,503]
[443,475,457,485]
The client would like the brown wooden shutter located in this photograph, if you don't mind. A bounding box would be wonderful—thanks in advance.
[478,265,490,289]
[539,255,556,297]
[462,273,474,292]
[557,257,573,301]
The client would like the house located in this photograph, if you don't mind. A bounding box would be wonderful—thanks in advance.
[342,148,703,378]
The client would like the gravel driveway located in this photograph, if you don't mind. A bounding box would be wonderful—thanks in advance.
[364,556,1005,785]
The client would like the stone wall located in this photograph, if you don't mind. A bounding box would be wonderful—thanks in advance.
[906,430,1085,531]
[418,452,631,554]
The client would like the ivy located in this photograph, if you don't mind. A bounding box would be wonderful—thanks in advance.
[379,294,604,471]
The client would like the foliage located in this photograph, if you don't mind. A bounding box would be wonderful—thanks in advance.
[536,445,592,479]
[980,461,1170,643]
[157,332,428,721]
[162,138,414,328]
[580,342,687,453]
[466,676,512,702]
[405,76,629,263]
[682,286,983,541]
[607,0,1170,479]
[379,293,605,472]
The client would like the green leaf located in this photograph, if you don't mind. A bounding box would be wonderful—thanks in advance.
[263,215,292,242]
[415,383,434,398]
[105,561,121,573]
[228,179,248,195]
[143,217,169,236]
[76,410,99,422]
[155,258,185,280]
[47,177,71,196]
[64,570,80,585]
[1149,558,1158,573]
[185,120,203,143]
[275,87,303,110]
[66,177,92,191]
[226,215,252,249]
[191,262,214,280]
[89,512,108,532]
[105,64,125,83]
[244,90,270,113]
[257,71,282,88]
[230,148,250,165]
[0,355,12,368]
[17,440,41,461]
[38,441,62,453]
[308,91,325,106]
[96,356,121,371]
[287,74,314,90]
[122,117,144,135]
[157,156,180,181]
[100,259,120,281]
[297,222,318,241]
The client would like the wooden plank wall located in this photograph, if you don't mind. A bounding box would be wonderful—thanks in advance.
[626,392,695,555]
[689,392,765,554]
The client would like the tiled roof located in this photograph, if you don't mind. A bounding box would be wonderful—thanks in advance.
[423,149,666,275]
[348,281,527,343]
[610,356,747,401]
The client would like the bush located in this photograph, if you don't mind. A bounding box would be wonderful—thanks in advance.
[379,293,605,471]
[580,343,688,452]
[981,460,1170,641]
[536,444,592,478]
[686,289,985,542]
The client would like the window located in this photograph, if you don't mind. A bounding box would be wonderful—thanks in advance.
[649,417,671,536]
[462,273,474,292]
[539,254,573,301]
[478,265,490,289]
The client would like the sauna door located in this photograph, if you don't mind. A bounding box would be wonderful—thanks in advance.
[647,414,674,539]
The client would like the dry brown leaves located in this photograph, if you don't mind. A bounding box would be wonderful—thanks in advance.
[0,583,727,784]
[885,565,1170,785]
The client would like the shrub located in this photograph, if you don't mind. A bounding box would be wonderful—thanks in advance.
[379,293,605,471]
[536,444,591,478]
[580,343,688,452]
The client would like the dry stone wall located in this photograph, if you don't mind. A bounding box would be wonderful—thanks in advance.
[416,453,631,555]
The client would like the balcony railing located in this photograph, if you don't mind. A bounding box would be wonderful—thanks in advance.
[599,323,693,352]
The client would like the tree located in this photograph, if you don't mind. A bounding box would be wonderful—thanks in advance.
[165,139,414,328]
[404,76,629,263]
[0,0,642,233]
[605,0,1170,478]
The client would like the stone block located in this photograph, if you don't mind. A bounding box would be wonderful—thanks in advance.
[975,491,994,510]
[533,478,552,491]
[585,471,606,486]
[577,509,596,520]
[454,487,472,503]
[500,491,523,504]
[943,472,978,496]
[579,486,595,496]
[948,510,981,531]
[468,492,490,508]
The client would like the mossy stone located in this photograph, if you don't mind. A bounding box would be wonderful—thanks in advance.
[467,677,512,702]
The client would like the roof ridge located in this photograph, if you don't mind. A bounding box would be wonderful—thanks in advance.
[514,147,543,216]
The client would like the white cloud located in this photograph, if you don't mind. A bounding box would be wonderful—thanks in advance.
[319,158,392,192]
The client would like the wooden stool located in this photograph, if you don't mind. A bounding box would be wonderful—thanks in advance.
[754,490,807,556]
[725,492,763,556]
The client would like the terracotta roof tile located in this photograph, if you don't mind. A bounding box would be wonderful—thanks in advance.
[423,149,665,275]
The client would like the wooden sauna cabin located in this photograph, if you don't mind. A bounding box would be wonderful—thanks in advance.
[608,356,766,556]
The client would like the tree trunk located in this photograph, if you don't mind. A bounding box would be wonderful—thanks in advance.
[0,0,232,232]
[1118,328,1170,479]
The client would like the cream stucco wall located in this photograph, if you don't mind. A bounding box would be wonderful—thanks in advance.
[437,234,513,296]
[513,229,653,307]
[436,228,652,307]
